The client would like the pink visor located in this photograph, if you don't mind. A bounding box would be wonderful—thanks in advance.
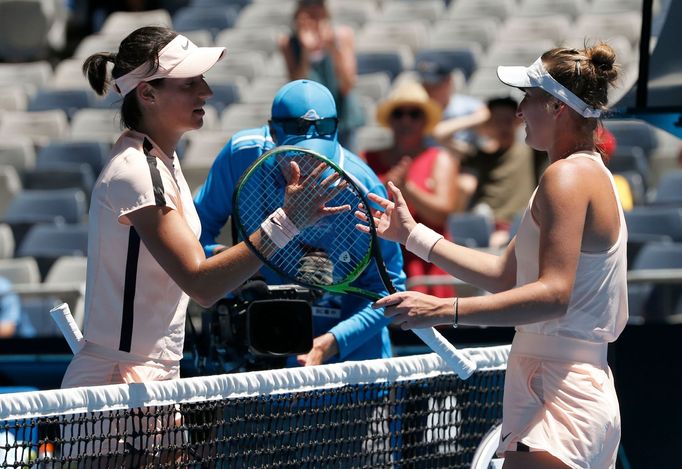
[114,35,226,96]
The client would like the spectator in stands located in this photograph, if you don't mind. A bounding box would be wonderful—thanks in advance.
[279,0,365,151]
[458,96,536,247]
[365,43,626,469]
[416,55,490,157]
[60,27,345,389]
[362,81,459,297]
[194,79,405,366]
[0,277,21,338]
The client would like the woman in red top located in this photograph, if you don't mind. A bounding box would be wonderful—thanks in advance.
[362,81,461,297]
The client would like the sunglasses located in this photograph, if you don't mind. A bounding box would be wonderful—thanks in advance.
[390,108,425,120]
[272,117,338,136]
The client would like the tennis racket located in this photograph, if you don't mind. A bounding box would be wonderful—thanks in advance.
[232,145,476,379]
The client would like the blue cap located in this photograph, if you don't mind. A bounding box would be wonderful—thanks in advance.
[270,80,338,159]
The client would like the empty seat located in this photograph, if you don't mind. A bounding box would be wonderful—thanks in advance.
[573,12,642,46]
[357,21,429,52]
[220,103,271,131]
[2,188,88,247]
[625,206,682,266]
[356,47,413,81]
[447,212,493,248]
[354,72,392,103]
[100,9,172,35]
[481,41,556,69]
[45,255,87,284]
[73,34,126,59]
[431,18,500,52]
[234,2,295,28]
[53,58,91,90]
[36,141,110,177]
[355,126,393,154]
[17,223,89,279]
[0,110,70,147]
[22,164,95,196]
[27,89,94,119]
[70,108,121,142]
[0,223,15,259]
[206,81,242,113]
[604,120,659,158]
[0,85,28,111]
[241,77,288,104]
[173,6,239,38]
[415,47,480,81]
[0,0,51,61]
[497,15,572,43]
[379,1,445,23]
[606,146,650,186]
[214,26,286,56]
[0,165,22,217]
[0,257,40,285]
[649,170,682,206]
[182,130,229,164]
[628,242,682,323]
[465,69,513,100]
[0,61,52,92]
[0,137,36,174]
[516,0,584,19]
[205,51,266,82]
[447,0,515,21]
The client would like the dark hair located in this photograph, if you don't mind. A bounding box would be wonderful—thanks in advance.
[294,0,328,17]
[82,27,177,130]
[541,43,619,114]
[486,96,518,112]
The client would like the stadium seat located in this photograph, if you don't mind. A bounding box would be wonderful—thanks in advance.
[588,0,645,14]
[173,6,239,38]
[220,102,271,131]
[0,257,41,285]
[604,120,659,158]
[100,9,172,35]
[625,206,682,267]
[354,72,392,104]
[328,1,375,29]
[206,81,242,113]
[615,170,646,206]
[0,110,70,147]
[214,26,286,56]
[0,85,28,111]
[516,0,584,19]
[447,0,516,21]
[0,137,36,174]
[356,47,412,81]
[465,69,513,100]
[379,1,445,23]
[497,15,572,43]
[447,213,494,248]
[0,0,51,61]
[22,164,95,198]
[628,242,682,323]
[480,40,556,69]
[415,47,480,81]
[72,34,126,59]
[354,126,393,154]
[357,21,429,52]
[431,18,500,52]
[0,223,15,259]
[234,2,295,28]
[0,165,22,218]
[607,146,650,187]
[27,89,94,119]
[17,223,89,279]
[649,170,682,206]
[36,141,110,177]
[241,77,288,104]
[1,188,88,248]
[0,61,52,92]
[205,51,267,82]
[70,108,121,143]
[45,255,87,284]
[573,12,642,46]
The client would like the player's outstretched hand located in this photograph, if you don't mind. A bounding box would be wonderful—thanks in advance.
[284,161,350,229]
[355,181,417,245]
[374,290,452,330]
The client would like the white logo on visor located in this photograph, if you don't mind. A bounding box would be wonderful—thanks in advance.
[302,109,321,120]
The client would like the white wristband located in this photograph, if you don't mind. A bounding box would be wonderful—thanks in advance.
[405,223,443,261]
[260,208,300,248]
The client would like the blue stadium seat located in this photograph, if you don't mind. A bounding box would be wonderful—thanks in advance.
[415,47,479,81]
[1,189,87,248]
[22,163,95,197]
[36,141,110,177]
[625,206,682,267]
[628,242,682,323]
[173,6,239,38]
[356,51,406,81]
[27,89,94,120]
[447,213,493,248]
[649,170,682,206]
[206,82,241,114]
[606,146,650,187]
[17,223,89,279]
[603,120,659,158]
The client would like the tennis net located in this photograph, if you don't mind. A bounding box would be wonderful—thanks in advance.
[0,344,509,468]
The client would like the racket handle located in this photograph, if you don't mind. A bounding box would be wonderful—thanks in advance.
[413,328,477,379]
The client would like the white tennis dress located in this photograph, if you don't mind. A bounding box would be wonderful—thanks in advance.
[497,152,628,468]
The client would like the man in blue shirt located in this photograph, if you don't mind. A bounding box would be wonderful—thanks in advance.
[194,80,405,366]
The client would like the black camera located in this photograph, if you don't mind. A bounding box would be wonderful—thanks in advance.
[198,280,319,372]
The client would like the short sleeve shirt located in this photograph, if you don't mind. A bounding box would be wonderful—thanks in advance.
[82,130,201,362]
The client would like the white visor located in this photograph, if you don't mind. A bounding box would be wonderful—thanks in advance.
[114,35,226,96]
[497,57,601,118]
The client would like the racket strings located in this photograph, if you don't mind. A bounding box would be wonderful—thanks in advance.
[236,149,373,286]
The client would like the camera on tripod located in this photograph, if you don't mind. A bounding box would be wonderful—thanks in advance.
[201,279,318,369]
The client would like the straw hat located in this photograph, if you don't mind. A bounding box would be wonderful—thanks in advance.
[376,81,443,134]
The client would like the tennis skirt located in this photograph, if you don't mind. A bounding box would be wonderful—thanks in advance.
[496,332,621,469]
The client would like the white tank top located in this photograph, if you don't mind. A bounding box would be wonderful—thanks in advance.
[515,152,628,343]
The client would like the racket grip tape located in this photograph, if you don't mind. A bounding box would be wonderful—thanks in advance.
[413,328,477,379]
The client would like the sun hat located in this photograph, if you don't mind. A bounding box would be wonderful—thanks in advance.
[270,79,339,159]
[496,57,601,118]
[114,34,226,96]
[376,81,443,134]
